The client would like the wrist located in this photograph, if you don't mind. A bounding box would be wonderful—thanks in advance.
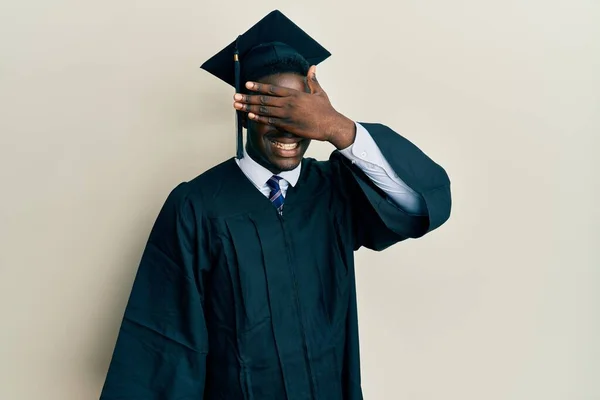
[328,113,356,150]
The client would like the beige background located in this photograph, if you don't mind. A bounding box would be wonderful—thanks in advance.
[1,0,599,399]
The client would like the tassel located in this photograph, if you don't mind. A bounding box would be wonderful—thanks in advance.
[234,37,243,159]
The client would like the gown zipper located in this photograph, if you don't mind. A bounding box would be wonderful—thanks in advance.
[277,211,316,399]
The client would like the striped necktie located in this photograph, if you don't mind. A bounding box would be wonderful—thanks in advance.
[266,176,285,215]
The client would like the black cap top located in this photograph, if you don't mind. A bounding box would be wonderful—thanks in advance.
[200,10,331,159]
[201,10,331,88]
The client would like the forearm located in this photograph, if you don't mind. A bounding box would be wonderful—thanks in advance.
[339,122,427,215]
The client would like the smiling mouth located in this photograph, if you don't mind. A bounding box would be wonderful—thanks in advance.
[270,140,299,150]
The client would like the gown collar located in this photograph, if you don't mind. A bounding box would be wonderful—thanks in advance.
[236,147,301,189]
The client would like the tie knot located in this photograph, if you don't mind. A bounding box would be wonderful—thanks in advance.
[267,175,283,190]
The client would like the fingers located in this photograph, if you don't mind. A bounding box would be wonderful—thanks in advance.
[232,90,290,117]
[245,81,296,96]
[246,113,290,129]
[233,93,283,106]
[233,102,286,118]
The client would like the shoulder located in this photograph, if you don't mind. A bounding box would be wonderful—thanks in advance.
[298,156,351,196]
[187,158,237,188]
[163,158,237,215]
[303,156,336,177]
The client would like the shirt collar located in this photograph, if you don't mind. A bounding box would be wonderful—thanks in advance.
[236,147,301,189]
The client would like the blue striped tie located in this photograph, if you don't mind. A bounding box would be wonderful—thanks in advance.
[267,176,285,215]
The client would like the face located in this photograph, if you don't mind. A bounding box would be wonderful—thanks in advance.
[244,73,311,174]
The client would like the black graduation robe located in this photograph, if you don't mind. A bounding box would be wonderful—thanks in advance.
[100,123,451,400]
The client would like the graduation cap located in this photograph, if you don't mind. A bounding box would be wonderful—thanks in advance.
[200,10,331,159]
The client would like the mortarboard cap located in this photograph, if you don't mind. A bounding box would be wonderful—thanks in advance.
[200,10,331,159]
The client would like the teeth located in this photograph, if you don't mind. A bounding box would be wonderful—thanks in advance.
[271,141,298,150]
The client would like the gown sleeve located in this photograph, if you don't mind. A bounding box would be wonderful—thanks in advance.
[100,183,208,399]
[331,123,452,251]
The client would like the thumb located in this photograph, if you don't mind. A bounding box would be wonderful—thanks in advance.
[307,65,323,94]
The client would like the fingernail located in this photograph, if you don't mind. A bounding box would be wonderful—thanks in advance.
[248,113,256,119]
[234,94,243,101]
[245,82,253,89]
[234,102,242,109]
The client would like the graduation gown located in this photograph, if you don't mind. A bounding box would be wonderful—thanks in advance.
[100,123,451,400]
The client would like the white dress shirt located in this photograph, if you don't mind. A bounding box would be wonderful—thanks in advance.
[236,122,426,215]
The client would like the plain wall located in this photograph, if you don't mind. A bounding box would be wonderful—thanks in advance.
[1,1,598,399]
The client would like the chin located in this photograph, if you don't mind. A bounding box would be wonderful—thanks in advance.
[272,158,302,172]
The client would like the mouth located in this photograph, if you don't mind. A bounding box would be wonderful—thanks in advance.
[267,137,304,158]
[270,140,300,151]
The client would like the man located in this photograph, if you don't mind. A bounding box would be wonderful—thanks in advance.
[100,10,451,400]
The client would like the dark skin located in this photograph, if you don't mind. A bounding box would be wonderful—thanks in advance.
[234,65,357,174]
